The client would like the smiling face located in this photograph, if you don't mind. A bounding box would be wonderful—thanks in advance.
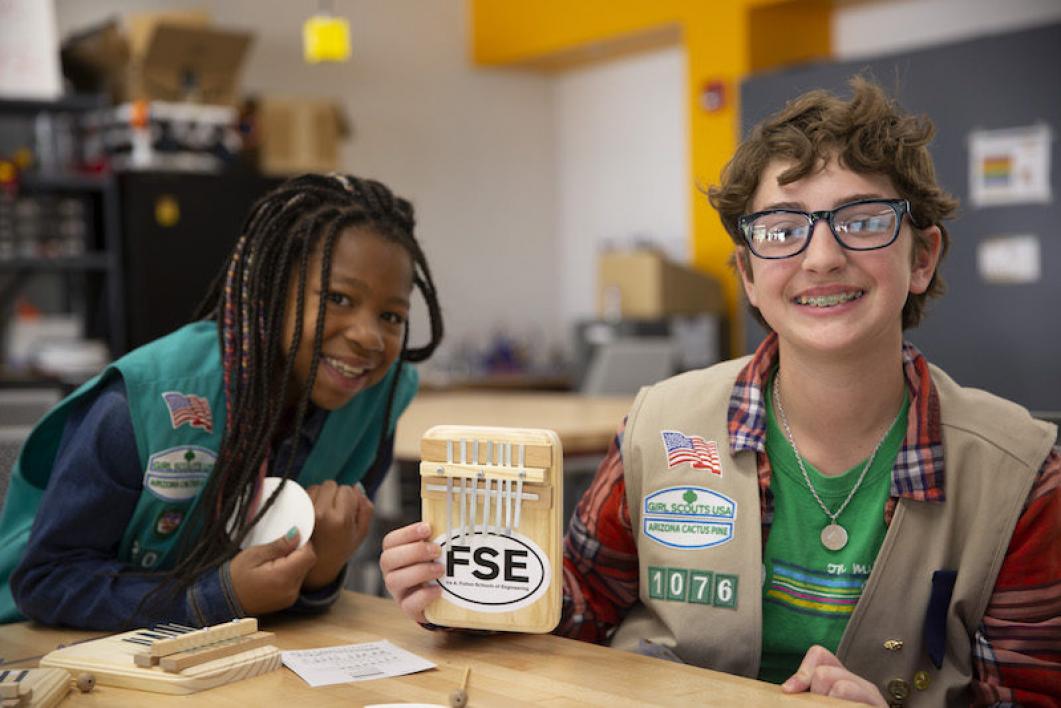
[282,226,413,411]
[737,157,941,360]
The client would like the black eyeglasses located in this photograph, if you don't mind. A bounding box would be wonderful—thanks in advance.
[738,198,912,259]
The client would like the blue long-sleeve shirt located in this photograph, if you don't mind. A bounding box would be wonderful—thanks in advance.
[10,376,393,630]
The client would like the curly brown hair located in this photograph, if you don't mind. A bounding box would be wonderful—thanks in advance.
[708,76,958,330]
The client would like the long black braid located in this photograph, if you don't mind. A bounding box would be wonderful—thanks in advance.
[163,173,443,594]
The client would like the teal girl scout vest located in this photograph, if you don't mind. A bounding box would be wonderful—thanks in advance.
[0,321,417,623]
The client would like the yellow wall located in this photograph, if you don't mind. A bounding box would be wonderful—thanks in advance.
[470,0,830,354]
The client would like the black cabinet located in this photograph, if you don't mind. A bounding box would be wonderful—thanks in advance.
[118,171,281,350]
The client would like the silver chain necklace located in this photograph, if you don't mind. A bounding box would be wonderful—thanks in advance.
[773,372,900,551]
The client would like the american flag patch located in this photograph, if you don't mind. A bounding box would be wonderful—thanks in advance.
[661,430,722,474]
[161,391,213,433]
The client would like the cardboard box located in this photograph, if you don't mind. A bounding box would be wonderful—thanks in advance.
[597,249,723,319]
[61,11,252,106]
[125,10,210,58]
[255,97,350,176]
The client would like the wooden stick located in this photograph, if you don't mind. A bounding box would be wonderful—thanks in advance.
[139,618,258,660]
[160,632,275,673]
[0,670,30,699]
[449,667,470,708]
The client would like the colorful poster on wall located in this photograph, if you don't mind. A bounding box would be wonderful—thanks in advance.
[968,124,1053,208]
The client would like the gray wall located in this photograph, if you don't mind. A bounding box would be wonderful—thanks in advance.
[740,22,1061,412]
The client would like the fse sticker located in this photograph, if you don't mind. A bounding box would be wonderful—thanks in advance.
[433,530,551,612]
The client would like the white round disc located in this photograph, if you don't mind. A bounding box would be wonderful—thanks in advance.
[239,477,315,549]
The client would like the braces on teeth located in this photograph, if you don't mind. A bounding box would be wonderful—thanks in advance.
[797,291,863,307]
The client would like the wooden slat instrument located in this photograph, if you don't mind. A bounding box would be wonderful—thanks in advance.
[420,425,562,633]
[40,618,281,695]
[0,669,70,708]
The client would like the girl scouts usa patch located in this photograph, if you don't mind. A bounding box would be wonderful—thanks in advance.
[660,430,722,475]
[144,446,216,502]
[643,486,736,549]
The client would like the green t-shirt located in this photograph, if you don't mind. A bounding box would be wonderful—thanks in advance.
[757,372,908,684]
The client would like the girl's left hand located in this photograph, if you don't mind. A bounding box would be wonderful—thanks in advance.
[302,481,374,591]
[782,645,887,706]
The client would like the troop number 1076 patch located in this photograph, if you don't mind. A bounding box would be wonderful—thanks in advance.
[647,566,738,609]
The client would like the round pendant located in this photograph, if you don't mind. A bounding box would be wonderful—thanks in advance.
[821,523,848,551]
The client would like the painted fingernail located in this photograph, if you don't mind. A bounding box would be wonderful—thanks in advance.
[285,526,299,540]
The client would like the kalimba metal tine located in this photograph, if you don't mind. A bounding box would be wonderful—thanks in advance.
[514,475,525,531]
[494,473,503,534]
[459,476,467,544]
[446,477,454,544]
[151,628,182,637]
[122,637,154,646]
[504,478,512,535]
[468,475,478,540]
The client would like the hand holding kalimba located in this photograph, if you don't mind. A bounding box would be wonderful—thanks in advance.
[380,521,446,623]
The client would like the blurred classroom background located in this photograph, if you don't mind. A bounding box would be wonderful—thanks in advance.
[1,0,1059,590]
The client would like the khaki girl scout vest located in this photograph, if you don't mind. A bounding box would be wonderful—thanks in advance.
[0,321,417,623]
[611,357,1055,706]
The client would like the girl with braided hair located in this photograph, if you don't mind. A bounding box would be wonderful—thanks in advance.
[0,173,443,630]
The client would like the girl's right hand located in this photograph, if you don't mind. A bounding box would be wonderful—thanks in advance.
[379,522,445,623]
[230,528,317,616]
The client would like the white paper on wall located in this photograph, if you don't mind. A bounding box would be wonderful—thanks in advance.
[0,0,63,100]
[977,234,1041,284]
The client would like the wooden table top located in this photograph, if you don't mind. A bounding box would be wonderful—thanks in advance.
[0,592,847,706]
[394,391,635,460]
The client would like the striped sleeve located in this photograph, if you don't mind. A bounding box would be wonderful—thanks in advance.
[972,446,1061,707]
[557,419,640,643]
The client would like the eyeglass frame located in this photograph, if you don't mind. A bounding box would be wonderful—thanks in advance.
[737,198,915,260]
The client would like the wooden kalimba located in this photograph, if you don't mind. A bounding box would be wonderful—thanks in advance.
[420,426,563,633]
[40,618,280,695]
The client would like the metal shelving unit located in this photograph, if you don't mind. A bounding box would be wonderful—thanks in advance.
[0,95,125,377]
